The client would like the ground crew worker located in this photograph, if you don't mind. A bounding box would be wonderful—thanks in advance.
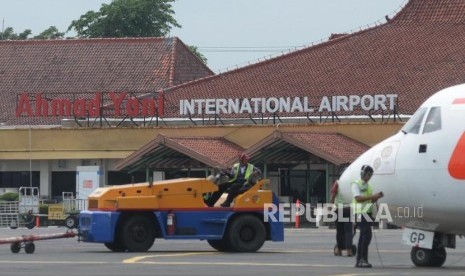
[330,179,353,257]
[205,153,261,207]
[352,165,383,268]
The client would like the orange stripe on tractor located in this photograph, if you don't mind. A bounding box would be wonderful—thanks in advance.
[449,132,465,179]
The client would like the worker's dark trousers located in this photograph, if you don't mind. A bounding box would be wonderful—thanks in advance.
[205,182,248,206]
[336,207,353,250]
[223,182,247,204]
[205,183,231,206]
[356,214,372,262]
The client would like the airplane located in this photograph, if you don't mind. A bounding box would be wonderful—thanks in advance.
[337,83,465,267]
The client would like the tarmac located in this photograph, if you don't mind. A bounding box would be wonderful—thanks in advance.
[0,226,464,276]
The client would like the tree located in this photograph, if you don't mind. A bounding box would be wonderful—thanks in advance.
[188,45,208,64]
[0,2,208,63]
[34,26,65,39]
[67,0,207,64]
[68,0,181,38]
[0,27,32,40]
[0,26,65,40]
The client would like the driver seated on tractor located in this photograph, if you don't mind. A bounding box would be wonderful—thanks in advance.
[206,153,261,207]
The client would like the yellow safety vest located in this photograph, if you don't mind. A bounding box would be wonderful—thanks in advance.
[352,179,373,214]
[229,163,254,183]
[334,189,344,206]
[332,181,344,206]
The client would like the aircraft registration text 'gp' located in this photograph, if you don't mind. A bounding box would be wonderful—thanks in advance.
[402,228,434,249]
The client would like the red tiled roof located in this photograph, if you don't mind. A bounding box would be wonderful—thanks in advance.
[115,135,244,171]
[282,132,370,165]
[169,136,244,166]
[0,37,213,125]
[162,0,465,120]
[244,131,369,166]
[392,0,465,23]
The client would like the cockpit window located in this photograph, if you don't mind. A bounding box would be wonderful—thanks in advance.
[423,107,441,134]
[401,107,427,134]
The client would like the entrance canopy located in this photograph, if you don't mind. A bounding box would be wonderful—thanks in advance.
[245,131,369,167]
[115,135,244,173]
[116,130,369,174]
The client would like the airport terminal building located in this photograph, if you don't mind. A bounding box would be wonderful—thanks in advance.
[1,0,464,204]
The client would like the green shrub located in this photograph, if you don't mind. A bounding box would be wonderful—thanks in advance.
[0,192,19,201]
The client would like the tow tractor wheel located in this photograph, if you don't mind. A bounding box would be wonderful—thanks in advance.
[120,215,156,252]
[10,242,21,253]
[104,241,127,252]
[65,216,78,229]
[227,214,266,252]
[25,242,35,254]
[207,238,233,252]
[411,247,446,267]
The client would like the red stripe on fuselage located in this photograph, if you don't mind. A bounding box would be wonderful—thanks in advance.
[449,132,465,180]
[452,98,465,104]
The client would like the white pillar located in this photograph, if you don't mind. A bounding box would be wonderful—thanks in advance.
[39,160,51,198]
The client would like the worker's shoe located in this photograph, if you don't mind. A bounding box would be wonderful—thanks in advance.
[356,259,372,268]
[220,201,231,207]
[334,247,342,256]
[346,248,353,257]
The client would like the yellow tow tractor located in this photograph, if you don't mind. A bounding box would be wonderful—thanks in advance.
[79,174,284,252]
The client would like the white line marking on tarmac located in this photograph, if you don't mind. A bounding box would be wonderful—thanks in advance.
[265,249,409,253]
[123,252,214,263]
[0,260,109,264]
[123,259,354,267]
[333,272,392,276]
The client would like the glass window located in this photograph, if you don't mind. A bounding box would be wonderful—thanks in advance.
[0,171,40,188]
[423,107,442,134]
[401,107,427,134]
[279,169,326,204]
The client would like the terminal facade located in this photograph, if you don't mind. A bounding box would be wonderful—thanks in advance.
[1,0,464,204]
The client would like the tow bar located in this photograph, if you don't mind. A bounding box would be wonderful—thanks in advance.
[0,231,77,254]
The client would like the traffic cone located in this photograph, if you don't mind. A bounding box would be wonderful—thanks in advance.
[295,199,300,228]
[35,216,40,228]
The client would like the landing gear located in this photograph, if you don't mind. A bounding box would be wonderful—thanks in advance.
[407,231,455,267]
[411,246,446,267]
